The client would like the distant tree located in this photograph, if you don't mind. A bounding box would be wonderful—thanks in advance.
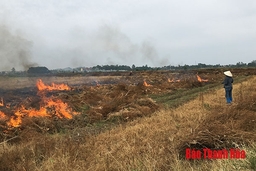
[183,64,189,70]
[197,63,206,68]
[132,64,136,70]
[248,60,256,67]
[236,62,247,67]
[11,67,16,73]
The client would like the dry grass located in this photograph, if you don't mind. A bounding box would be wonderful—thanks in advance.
[80,75,255,170]
[0,75,256,170]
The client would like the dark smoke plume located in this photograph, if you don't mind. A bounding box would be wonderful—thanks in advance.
[0,25,37,71]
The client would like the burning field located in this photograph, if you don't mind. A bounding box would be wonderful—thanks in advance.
[0,69,219,133]
[0,68,256,170]
[0,79,77,128]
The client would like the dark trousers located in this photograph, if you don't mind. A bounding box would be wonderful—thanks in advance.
[225,87,233,103]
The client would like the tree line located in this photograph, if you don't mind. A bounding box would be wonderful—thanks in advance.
[91,60,256,71]
[2,60,256,75]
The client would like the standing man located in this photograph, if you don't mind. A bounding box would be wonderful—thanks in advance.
[222,71,233,104]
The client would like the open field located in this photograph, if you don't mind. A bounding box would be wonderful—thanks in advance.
[0,68,256,170]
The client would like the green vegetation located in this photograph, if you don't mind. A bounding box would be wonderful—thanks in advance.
[151,75,250,108]
[151,83,219,108]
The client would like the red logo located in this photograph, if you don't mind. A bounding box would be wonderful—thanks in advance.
[185,148,246,159]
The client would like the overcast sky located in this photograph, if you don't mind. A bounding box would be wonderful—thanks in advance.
[0,0,256,70]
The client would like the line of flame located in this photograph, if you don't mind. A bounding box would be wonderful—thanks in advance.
[37,79,71,91]
[143,80,152,87]
[5,98,78,128]
[168,78,180,83]
[2,79,77,128]
[0,111,6,120]
[196,75,208,82]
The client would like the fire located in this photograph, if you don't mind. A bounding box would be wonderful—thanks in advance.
[143,80,152,87]
[168,78,180,83]
[18,105,49,118]
[196,74,208,82]
[0,111,6,120]
[45,99,75,119]
[7,113,22,128]
[5,98,78,128]
[37,79,70,91]
[0,97,4,106]
[2,79,79,128]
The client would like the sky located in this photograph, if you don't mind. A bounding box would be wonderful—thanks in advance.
[0,0,256,71]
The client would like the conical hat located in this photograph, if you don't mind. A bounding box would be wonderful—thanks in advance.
[224,71,232,77]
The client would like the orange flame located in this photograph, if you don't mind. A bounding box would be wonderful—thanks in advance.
[2,79,79,128]
[37,79,70,91]
[168,78,173,82]
[0,111,7,120]
[196,74,208,82]
[143,80,152,87]
[7,112,22,127]
[46,99,75,119]
[19,105,49,118]
[168,78,180,83]
[0,98,4,106]
[6,98,78,127]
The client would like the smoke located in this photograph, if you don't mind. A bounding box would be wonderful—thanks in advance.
[96,25,139,60]
[91,25,165,66]
[0,25,37,71]
[42,24,168,68]
[141,40,158,64]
